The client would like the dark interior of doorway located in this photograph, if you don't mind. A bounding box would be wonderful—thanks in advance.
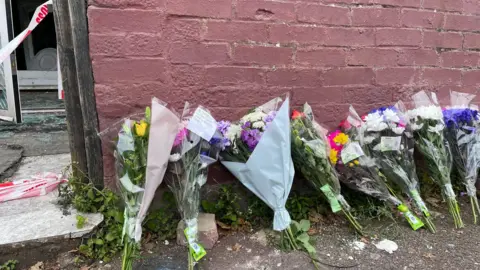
[11,0,64,113]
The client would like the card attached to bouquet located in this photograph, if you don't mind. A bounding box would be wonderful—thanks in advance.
[187,107,217,141]
[341,142,364,164]
[380,136,401,152]
[184,227,206,261]
[398,204,424,230]
[320,184,341,213]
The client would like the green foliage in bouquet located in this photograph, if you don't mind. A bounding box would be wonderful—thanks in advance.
[290,107,363,234]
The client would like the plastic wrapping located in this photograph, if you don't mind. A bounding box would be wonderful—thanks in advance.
[100,98,180,270]
[404,90,463,228]
[166,102,218,266]
[443,90,480,223]
[361,105,436,232]
[290,103,362,233]
[218,96,294,232]
[333,106,424,231]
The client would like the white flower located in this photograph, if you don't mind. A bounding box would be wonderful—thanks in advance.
[241,111,267,123]
[225,124,242,142]
[364,112,388,131]
[364,111,382,123]
[407,106,443,121]
[367,121,388,132]
[383,109,400,123]
[410,123,424,130]
[363,136,376,144]
[392,127,405,135]
[169,153,181,162]
[428,123,444,133]
[252,121,266,129]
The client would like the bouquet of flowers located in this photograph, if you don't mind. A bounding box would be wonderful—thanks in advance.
[215,96,300,249]
[362,106,436,233]
[332,106,424,231]
[406,90,463,228]
[166,103,219,270]
[443,91,480,224]
[105,98,180,270]
[290,103,363,234]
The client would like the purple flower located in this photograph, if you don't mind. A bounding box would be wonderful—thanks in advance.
[242,121,251,129]
[264,111,277,123]
[241,129,262,150]
[217,121,231,136]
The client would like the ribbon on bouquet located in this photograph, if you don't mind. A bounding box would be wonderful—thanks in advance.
[0,172,67,202]
[0,0,63,100]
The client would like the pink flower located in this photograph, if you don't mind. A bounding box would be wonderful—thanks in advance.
[173,128,188,147]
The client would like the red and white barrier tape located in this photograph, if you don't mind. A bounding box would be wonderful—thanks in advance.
[0,172,67,202]
[0,0,63,100]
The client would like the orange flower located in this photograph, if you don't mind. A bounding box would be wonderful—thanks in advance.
[291,110,305,120]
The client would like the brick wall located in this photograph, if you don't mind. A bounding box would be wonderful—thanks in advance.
[87,0,480,184]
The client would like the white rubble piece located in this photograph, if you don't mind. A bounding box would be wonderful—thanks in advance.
[374,239,398,254]
[0,154,103,246]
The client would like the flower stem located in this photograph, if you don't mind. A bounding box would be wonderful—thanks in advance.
[423,215,436,234]
[286,226,299,250]
[188,249,194,270]
[341,208,364,236]
[470,195,480,225]
[447,197,464,229]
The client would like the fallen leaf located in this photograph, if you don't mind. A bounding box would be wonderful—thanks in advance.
[29,262,44,270]
[308,210,324,223]
[423,253,435,259]
[360,237,370,244]
[216,221,231,230]
[232,243,242,252]
[426,197,440,207]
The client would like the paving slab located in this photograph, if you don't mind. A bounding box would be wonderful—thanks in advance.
[0,144,23,181]
[0,153,103,247]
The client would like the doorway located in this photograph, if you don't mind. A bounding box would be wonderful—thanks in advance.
[0,0,63,124]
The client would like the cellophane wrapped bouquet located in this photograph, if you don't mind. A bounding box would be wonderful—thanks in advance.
[166,103,219,270]
[405,91,463,228]
[332,106,424,231]
[362,106,436,233]
[290,103,363,234]
[443,91,480,224]
[214,96,313,255]
[106,98,180,270]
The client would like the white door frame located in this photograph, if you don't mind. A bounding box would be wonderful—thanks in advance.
[0,0,21,122]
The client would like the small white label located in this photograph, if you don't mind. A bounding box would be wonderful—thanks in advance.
[341,142,364,164]
[380,136,401,152]
[187,107,217,141]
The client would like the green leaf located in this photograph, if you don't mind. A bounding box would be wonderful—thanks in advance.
[299,219,311,232]
[95,239,104,245]
[296,233,310,244]
[302,242,317,255]
[105,233,115,241]
[87,189,94,200]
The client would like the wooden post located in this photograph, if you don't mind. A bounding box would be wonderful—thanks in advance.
[67,0,104,187]
[52,0,88,181]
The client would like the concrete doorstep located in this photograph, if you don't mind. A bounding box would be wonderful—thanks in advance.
[0,154,103,247]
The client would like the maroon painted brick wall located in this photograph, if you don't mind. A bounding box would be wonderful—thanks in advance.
[87,0,480,185]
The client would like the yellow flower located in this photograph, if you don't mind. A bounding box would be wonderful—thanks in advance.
[354,160,360,165]
[135,120,148,137]
[349,162,354,167]
[333,133,349,145]
[329,149,338,164]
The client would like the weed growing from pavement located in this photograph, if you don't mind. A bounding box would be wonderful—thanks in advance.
[57,169,179,263]
[0,260,17,270]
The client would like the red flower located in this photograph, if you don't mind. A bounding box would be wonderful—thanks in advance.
[291,110,305,120]
[339,119,351,129]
